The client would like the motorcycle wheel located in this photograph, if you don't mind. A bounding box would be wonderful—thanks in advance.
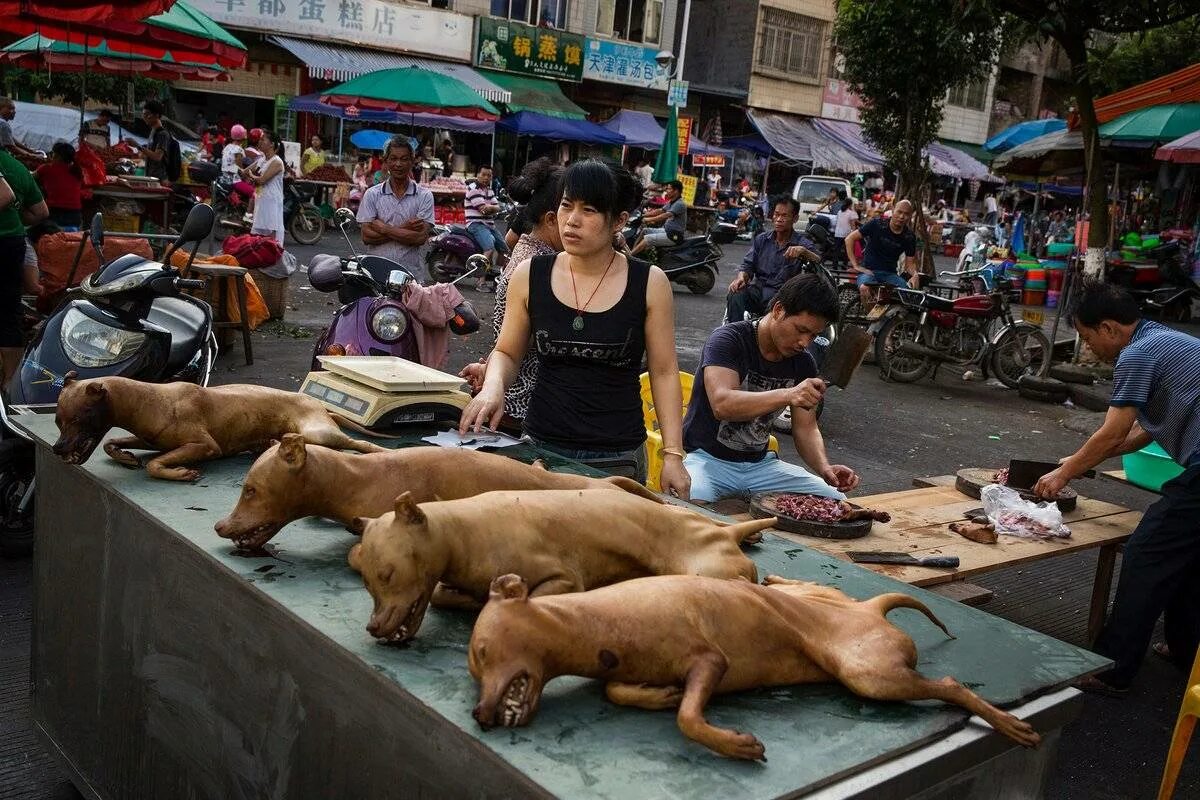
[683,267,716,295]
[875,314,930,383]
[289,206,324,246]
[990,326,1052,389]
[0,439,35,558]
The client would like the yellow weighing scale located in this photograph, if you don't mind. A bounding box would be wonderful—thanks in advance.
[300,356,470,429]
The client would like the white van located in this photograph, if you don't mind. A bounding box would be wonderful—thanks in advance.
[791,174,852,229]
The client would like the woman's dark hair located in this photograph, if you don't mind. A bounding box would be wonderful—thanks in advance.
[51,142,82,180]
[772,273,840,323]
[559,158,641,220]
[1069,278,1141,328]
[507,156,564,234]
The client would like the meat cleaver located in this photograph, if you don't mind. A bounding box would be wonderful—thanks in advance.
[847,551,960,568]
[1007,459,1095,490]
[818,326,872,389]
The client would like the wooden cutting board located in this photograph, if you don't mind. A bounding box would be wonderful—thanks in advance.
[955,467,1077,512]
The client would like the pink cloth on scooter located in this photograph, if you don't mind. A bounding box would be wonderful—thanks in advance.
[403,282,466,371]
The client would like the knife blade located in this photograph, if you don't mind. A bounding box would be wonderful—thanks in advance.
[847,551,960,568]
[1007,459,1096,490]
[818,326,872,389]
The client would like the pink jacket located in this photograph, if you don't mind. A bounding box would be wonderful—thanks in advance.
[402,282,466,370]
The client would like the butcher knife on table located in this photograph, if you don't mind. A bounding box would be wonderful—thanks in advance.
[847,551,960,568]
[1007,459,1095,491]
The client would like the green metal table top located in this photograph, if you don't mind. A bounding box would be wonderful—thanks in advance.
[21,416,1109,798]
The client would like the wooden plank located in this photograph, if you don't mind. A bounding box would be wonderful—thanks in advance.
[929,582,994,606]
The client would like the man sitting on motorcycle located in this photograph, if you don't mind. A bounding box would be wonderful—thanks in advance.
[844,197,920,304]
[683,274,860,504]
[465,165,508,292]
[725,196,818,322]
[630,180,686,256]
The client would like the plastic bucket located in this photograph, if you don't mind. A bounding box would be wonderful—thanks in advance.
[1122,442,1185,492]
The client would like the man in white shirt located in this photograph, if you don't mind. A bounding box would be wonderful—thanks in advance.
[357,137,435,276]
[832,198,859,270]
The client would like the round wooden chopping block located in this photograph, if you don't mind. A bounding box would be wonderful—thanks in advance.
[749,493,872,539]
[954,468,1077,512]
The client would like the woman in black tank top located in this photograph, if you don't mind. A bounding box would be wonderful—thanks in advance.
[460,160,691,498]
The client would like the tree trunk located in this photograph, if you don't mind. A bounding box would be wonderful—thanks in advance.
[1063,34,1108,277]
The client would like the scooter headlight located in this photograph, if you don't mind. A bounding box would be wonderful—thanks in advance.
[370,306,408,343]
[60,307,147,368]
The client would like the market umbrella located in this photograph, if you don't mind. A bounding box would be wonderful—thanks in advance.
[1099,103,1200,143]
[652,105,680,184]
[1155,129,1200,164]
[983,118,1067,154]
[0,33,229,81]
[321,67,499,122]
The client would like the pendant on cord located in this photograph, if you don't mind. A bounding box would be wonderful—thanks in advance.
[572,315,584,331]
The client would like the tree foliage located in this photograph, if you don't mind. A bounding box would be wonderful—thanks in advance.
[1,67,165,111]
[1088,17,1200,96]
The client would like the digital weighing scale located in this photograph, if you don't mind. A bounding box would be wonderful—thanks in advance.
[300,356,470,428]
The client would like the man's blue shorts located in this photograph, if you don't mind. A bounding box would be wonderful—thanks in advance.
[856,269,910,288]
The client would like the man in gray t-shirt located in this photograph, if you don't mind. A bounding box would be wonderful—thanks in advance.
[631,180,687,255]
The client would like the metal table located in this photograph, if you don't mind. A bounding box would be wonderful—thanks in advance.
[18,416,1107,799]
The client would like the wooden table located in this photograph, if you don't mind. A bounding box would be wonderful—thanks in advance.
[761,476,1140,644]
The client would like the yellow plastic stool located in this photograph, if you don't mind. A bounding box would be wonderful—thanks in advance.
[1158,644,1200,799]
[639,372,779,491]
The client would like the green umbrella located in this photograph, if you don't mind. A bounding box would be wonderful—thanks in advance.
[321,67,499,122]
[653,104,679,184]
[1099,103,1200,142]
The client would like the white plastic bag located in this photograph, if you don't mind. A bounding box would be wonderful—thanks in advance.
[980,484,1071,539]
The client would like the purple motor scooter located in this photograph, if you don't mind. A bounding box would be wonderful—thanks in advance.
[308,208,481,370]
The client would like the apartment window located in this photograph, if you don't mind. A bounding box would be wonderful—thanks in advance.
[491,0,568,29]
[756,8,825,80]
[595,0,663,45]
[948,78,988,110]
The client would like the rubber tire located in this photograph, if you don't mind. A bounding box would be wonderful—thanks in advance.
[875,314,930,383]
[0,439,35,559]
[289,206,324,245]
[990,326,1052,389]
[683,267,716,295]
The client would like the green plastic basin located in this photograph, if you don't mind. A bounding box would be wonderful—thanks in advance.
[1122,442,1185,492]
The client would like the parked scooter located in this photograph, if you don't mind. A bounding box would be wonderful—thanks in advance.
[309,208,481,371]
[424,191,516,285]
[213,178,324,245]
[0,206,218,556]
[622,210,722,294]
[1108,239,1199,322]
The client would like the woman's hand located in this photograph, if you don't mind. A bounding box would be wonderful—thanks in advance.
[458,383,505,434]
[659,456,691,500]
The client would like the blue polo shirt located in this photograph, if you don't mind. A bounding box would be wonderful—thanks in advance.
[1109,320,1200,467]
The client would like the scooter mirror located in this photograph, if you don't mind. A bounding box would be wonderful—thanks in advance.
[334,207,356,227]
[176,204,215,245]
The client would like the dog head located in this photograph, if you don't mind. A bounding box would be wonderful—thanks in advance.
[215,434,312,549]
[52,374,114,465]
[468,574,548,730]
[346,492,439,645]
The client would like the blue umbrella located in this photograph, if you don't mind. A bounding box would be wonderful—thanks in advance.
[984,119,1068,154]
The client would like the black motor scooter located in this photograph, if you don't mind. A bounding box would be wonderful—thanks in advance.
[0,205,217,557]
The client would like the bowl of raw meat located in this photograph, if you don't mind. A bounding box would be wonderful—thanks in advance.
[749,493,890,539]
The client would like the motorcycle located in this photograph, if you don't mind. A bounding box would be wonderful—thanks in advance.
[0,206,218,557]
[1108,239,1199,323]
[424,190,516,285]
[873,272,1052,388]
[622,210,722,295]
[309,208,481,371]
[213,177,325,246]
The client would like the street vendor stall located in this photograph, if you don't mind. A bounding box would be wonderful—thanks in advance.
[16,412,1108,800]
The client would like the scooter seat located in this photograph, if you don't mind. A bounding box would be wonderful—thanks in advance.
[146,297,208,375]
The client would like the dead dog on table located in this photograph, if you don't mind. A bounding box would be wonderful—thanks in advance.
[52,376,387,481]
[213,434,663,550]
[468,573,1042,760]
[347,489,774,644]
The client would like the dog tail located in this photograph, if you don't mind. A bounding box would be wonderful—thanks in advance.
[605,476,666,504]
[330,413,407,439]
[725,516,776,545]
[870,593,955,639]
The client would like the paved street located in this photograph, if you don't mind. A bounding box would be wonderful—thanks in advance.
[2,236,1197,799]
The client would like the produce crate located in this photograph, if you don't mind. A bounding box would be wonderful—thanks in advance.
[252,273,289,320]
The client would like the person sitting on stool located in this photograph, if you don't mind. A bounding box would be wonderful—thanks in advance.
[631,180,686,256]
[725,195,818,322]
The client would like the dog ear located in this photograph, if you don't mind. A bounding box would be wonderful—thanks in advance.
[489,574,529,602]
[347,542,363,573]
[63,370,79,385]
[345,517,366,536]
[278,434,307,470]
[393,492,426,526]
[84,381,107,399]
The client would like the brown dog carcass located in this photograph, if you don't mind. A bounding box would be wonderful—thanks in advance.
[469,573,1041,760]
[214,435,664,549]
[347,489,772,644]
[52,377,386,481]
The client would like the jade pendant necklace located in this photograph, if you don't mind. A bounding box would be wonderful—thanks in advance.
[568,249,618,332]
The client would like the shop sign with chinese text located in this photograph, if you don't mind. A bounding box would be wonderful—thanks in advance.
[475,17,584,82]
[191,0,473,62]
[582,39,668,90]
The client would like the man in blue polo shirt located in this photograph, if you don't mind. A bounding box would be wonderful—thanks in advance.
[1035,280,1200,695]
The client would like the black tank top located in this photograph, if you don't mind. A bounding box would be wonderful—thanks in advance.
[524,253,649,451]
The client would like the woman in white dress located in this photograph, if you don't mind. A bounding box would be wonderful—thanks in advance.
[246,130,285,246]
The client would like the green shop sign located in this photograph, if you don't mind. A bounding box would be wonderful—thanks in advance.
[475,17,584,82]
